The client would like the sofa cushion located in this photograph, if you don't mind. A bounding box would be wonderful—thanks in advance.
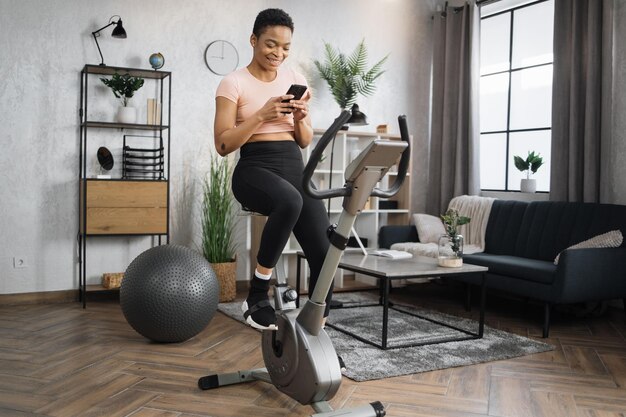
[413,213,445,244]
[483,200,529,256]
[463,253,557,285]
[554,229,623,264]
[515,202,626,261]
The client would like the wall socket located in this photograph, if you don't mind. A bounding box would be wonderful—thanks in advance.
[13,256,28,269]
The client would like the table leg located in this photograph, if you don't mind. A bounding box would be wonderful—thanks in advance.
[382,278,390,349]
[479,272,486,338]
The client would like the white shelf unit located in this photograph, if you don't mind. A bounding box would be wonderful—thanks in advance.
[250,128,412,291]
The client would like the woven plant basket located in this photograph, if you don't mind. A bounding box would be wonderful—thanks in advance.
[102,272,124,289]
[211,261,237,302]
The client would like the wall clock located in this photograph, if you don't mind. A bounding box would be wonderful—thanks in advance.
[204,40,239,75]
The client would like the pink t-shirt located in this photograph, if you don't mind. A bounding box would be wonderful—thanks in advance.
[215,66,308,135]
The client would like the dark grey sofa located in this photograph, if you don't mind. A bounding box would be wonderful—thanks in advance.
[378,200,626,337]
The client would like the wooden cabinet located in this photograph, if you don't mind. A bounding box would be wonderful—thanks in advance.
[78,65,171,306]
[80,180,167,235]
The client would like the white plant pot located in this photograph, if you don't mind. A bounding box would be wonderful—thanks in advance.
[116,106,137,124]
[520,178,537,193]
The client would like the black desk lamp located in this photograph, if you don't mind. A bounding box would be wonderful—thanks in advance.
[92,15,127,66]
[346,103,368,126]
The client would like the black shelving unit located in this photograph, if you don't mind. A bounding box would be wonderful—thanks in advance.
[78,65,172,308]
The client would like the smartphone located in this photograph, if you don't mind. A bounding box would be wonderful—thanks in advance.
[281,84,308,113]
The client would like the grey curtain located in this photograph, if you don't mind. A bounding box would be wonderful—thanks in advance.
[426,2,480,215]
[550,0,613,202]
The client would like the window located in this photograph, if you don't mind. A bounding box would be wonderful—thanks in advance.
[479,0,554,192]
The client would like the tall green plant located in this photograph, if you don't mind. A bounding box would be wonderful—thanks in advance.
[201,156,236,263]
[314,40,388,109]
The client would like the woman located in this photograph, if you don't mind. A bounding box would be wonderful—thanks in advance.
[214,8,332,330]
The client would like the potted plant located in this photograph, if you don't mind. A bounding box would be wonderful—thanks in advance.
[314,39,388,111]
[438,209,471,267]
[201,155,237,302]
[513,151,544,193]
[100,73,144,124]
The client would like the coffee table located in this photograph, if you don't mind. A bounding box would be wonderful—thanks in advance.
[296,252,488,350]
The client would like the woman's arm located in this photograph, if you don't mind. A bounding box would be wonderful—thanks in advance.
[214,97,262,156]
[214,95,295,156]
[293,118,313,148]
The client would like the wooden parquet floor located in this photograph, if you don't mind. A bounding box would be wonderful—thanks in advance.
[0,282,625,417]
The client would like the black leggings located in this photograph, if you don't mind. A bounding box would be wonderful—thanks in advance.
[232,140,333,313]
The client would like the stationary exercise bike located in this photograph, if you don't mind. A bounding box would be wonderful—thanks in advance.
[199,111,411,417]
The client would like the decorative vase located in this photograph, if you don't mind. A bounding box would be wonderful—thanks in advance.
[520,178,537,193]
[210,260,237,302]
[117,106,137,124]
[438,234,464,268]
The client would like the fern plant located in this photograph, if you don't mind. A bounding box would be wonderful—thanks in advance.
[201,155,236,263]
[314,40,388,109]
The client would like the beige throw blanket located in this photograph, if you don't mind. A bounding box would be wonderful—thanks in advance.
[391,195,496,258]
[448,194,496,254]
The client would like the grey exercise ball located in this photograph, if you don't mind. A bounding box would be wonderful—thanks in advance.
[120,245,220,343]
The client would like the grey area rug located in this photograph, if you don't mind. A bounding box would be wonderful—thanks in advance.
[217,292,553,382]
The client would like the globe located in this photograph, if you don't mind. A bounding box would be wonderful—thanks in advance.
[149,53,165,70]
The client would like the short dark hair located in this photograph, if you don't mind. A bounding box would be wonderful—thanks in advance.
[252,8,294,37]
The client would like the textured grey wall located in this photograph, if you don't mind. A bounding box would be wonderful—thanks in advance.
[0,0,435,293]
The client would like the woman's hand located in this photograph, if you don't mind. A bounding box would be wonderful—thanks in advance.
[290,90,311,122]
[256,96,295,121]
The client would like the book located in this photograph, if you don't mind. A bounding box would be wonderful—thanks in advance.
[370,249,413,259]
[147,99,161,125]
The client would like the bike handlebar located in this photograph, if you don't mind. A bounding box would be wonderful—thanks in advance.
[371,114,410,198]
[302,111,352,200]
[303,112,411,201]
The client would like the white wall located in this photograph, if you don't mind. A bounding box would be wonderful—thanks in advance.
[0,0,436,293]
